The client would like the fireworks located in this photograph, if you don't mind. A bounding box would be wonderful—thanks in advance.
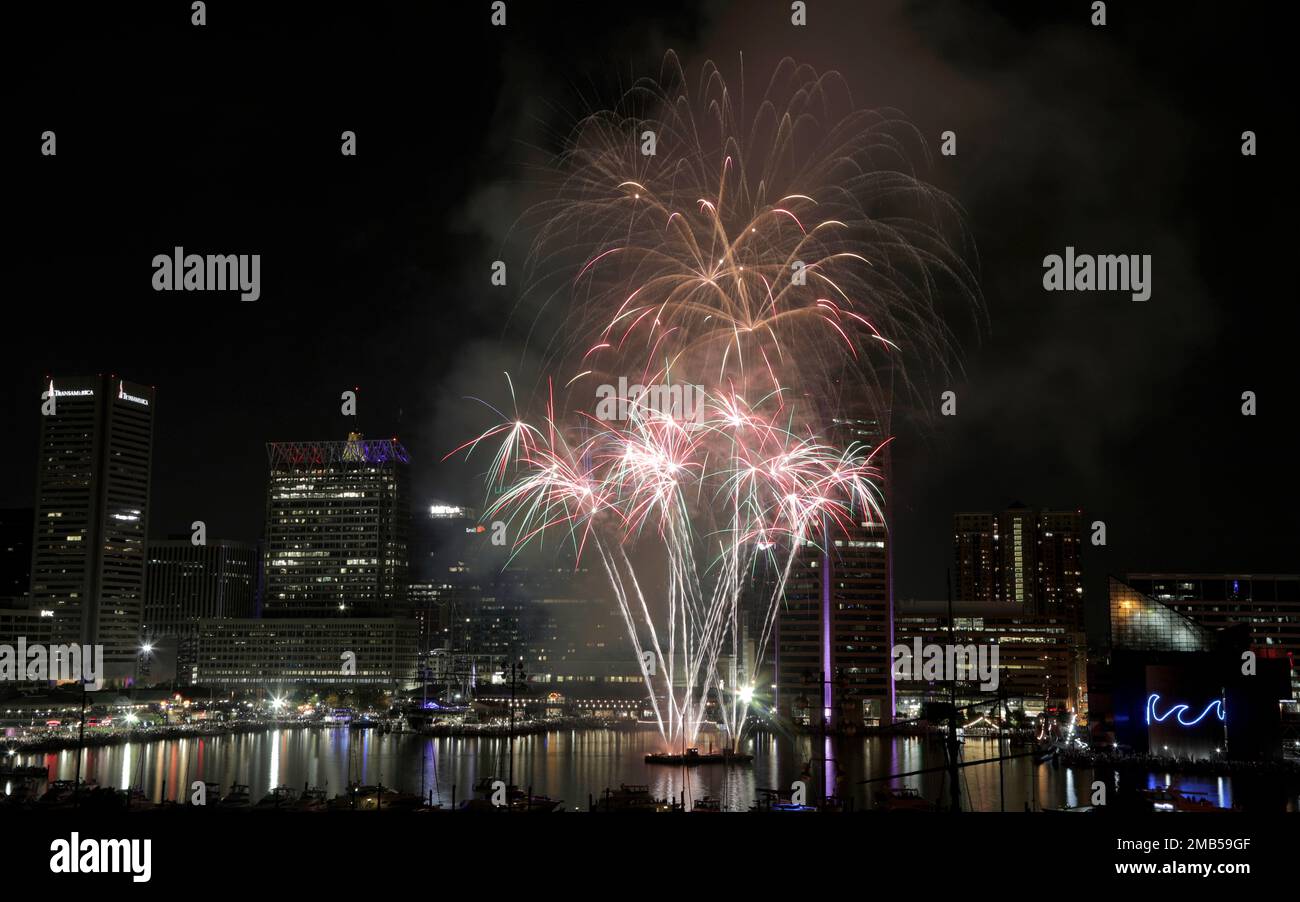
[457,54,978,748]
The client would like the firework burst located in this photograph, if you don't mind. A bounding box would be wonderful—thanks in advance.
[461,54,979,748]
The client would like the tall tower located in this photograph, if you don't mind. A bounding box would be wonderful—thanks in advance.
[29,375,155,682]
[775,414,892,729]
[263,433,410,618]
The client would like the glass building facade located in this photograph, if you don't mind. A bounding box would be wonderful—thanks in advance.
[1109,577,1215,653]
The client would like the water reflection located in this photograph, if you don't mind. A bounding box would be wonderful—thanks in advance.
[10,728,1298,812]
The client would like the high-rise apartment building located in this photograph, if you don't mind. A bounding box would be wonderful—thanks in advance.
[954,504,1083,624]
[28,375,155,682]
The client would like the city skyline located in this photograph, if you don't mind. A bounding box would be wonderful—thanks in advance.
[6,2,1295,619]
[2,5,1297,880]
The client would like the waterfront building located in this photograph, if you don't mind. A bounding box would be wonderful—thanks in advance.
[28,375,155,683]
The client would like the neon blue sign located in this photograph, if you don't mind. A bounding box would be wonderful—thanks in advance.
[1145,693,1226,728]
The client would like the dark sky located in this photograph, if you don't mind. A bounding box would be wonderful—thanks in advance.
[6,1,1296,632]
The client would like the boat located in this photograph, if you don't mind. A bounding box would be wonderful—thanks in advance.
[218,783,252,808]
[0,764,48,779]
[196,781,221,807]
[333,783,429,811]
[597,783,674,812]
[644,747,754,766]
[460,776,563,812]
[818,795,853,812]
[1140,787,1224,812]
[119,788,156,810]
[0,783,37,807]
[322,708,353,727]
[402,701,471,732]
[749,787,815,812]
[39,779,93,807]
[294,786,330,811]
[874,786,935,812]
[256,785,300,808]
[1034,736,1071,763]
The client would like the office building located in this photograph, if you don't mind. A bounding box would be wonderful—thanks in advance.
[263,433,410,618]
[893,600,1086,717]
[28,375,155,683]
[775,415,892,729]
[143,538,257,680]
[0,508,33,605]
[189,617,420,688]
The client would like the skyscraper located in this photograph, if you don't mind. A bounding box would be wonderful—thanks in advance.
[144,537,258,679]
[954,503,1083,624]
[775,415,892,729]
[0,507,33,604]
[29,375,155,682]
[263,433,410,618]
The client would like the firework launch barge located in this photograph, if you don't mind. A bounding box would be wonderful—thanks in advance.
[644,747,753,766]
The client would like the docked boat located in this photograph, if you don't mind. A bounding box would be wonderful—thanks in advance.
[294,786,330,811]
[645,747,753,766]
[874,786,935,812]
[749,787,816,812]
[218,783,252,808]
[334,783,427,811]
[461,776,562,812]
[1140,787,1224,812]
[256,785,300,808]
[39,779,92,807]
[597,783,674,812]
[0,764,48,779]
[120,788,156,810]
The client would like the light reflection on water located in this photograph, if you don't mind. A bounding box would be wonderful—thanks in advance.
[10,729,1299,811]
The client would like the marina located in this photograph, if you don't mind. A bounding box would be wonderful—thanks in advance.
[4,725,1298,813]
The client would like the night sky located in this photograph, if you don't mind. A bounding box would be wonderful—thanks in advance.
[7,1,1296,634]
